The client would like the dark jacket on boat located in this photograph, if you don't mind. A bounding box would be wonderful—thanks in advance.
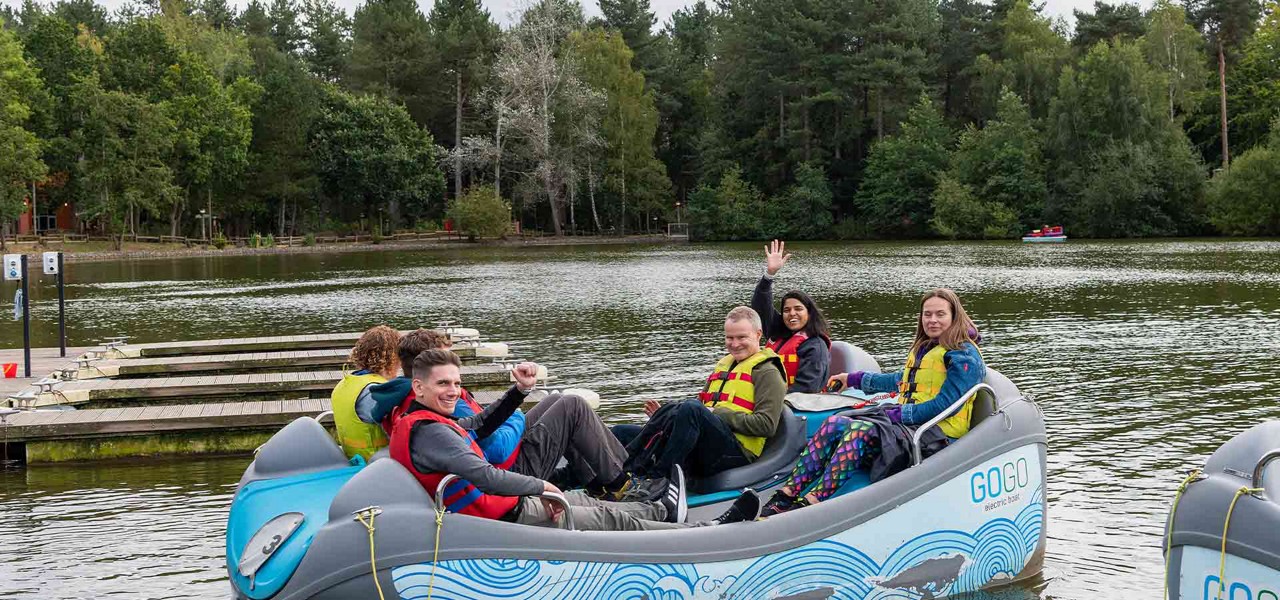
[843,405,948,483]
[752,274,830,393]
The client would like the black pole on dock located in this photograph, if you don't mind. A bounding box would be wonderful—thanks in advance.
[20,255,30,377]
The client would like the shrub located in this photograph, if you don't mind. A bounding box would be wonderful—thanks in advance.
[302,233,316,247]
[264,233,275,247]
[447,185,511,240]
[1207,144,1280,235]
[212,234,227,249]
[370,231,384,244]
[930,175,1020,239]
[248,232,261,248]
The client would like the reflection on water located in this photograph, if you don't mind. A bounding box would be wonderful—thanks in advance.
[2,239,1280,599]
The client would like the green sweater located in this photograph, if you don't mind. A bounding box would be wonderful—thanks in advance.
[710,358,787,454]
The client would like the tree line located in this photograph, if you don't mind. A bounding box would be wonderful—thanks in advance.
[0,0,1277,243]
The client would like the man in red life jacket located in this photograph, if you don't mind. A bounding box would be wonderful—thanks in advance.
[389,349,760,529]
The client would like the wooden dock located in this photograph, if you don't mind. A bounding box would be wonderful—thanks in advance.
[106,328,485,358]
[18,364,522,408]
[80,348,358,378]
[0,391,508,463]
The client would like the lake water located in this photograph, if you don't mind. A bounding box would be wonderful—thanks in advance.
[3,239,1279,599]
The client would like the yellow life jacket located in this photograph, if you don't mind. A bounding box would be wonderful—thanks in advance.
[698,348,784,457]
[898,343,981,439]
[332,371,389,460]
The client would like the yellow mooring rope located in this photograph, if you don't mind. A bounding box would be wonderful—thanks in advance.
[1216,486,1264,599]
[1164,469,1202,600]
[355,509,387,600]
[427,506,447,600]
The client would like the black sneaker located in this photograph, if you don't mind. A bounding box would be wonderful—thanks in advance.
[660,464,687,523]
[759,490,797,518]
[712,489,762,525]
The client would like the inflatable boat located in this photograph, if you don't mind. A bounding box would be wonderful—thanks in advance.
[225,342,1047,599]
[1164,421,1279,600]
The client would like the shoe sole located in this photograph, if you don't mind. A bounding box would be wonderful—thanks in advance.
[668,465,688,524]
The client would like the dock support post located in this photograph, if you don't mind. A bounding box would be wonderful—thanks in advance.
[57,252,65,357]
[20,255,30,377]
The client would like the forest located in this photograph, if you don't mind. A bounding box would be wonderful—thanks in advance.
[1,0,1278,241]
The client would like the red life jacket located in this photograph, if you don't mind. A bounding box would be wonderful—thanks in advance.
[767,332,829,386]
[459,392,522,469]
[388,406,520,520]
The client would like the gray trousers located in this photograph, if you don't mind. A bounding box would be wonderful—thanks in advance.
[512,393,628,488]
[514,490,689,531]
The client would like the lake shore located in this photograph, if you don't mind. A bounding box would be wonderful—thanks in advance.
[0,234,682,264]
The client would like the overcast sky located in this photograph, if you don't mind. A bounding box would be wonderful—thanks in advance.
[6,0,1156,34]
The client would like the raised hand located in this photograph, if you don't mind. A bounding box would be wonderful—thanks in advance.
[512,362,540,389]
[765,239,792,276]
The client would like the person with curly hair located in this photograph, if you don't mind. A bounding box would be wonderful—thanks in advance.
[332,325,401,460]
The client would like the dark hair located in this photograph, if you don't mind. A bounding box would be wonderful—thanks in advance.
[412,349,461,381]
[398,329,452,377]
[780,290,831,343]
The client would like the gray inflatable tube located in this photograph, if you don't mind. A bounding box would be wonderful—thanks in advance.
[1164,421,1280,600]
[228,368,1047,600]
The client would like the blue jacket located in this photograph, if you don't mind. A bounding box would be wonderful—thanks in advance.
[363,376,525,465]
[859,342,986,428]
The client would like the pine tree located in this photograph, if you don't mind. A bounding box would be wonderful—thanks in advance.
[1072,1,1146,50]
[268,0,303,54]
[853,94,953,237]
[300,0,350,82]
[428,0,498,198]
[1188,0,1263,166]
[348,0,433,124]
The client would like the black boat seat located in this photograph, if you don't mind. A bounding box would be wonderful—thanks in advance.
[688,406,807,494]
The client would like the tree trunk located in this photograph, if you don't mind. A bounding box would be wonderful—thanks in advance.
[620,105,627,237]
[545,177,563,235]
[778,93,785,143]
[494,103,503,199]
[30,181,37,236]
[803,96,811,162]
[1217,39,1229,168]
[455,70,463,198]
[568,177,576,233]
[588,163,602,232]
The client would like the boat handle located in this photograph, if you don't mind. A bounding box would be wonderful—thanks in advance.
[314,411,334,423]
[1253,450,1280,495]
[910,383,995,466]
[435,474,574,530]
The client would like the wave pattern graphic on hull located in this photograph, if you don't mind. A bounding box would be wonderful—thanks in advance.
[392,487,1044,600]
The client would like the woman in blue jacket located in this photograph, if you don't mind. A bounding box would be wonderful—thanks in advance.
[759,288,986,517]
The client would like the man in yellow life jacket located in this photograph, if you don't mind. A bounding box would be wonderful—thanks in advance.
[332,325,401,460]
[622,306,788,479]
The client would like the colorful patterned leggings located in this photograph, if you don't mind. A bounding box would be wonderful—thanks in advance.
[781,415,881,502]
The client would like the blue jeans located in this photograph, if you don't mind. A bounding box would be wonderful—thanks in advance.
[622,399,751,478]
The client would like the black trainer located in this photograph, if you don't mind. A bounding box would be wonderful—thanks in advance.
[660,464,687,523]
[759,490,797,518]
[712,489,762,525]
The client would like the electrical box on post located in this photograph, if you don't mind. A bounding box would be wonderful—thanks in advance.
[42,252,59,275]
[3,255,21,281]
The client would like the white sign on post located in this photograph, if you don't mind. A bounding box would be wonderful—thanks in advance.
[3,254,21,281]
[42,252,59,275]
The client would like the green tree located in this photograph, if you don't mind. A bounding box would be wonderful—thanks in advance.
[767,162,833,239]
[348,0,433,124]
[853,94,953,237]
[1140,0,1208,121]
[197,0,236,29]
[1072,1,1146,50]
[1223,0,1280,155]
[598,0,657,74]
[67,74,181,248]
[929,175,1019,239]
[1188,0,1263,166]
[242,36,321,235]
[428,0,498,199]
[52,0,109,35]
[267,0,302,54]
[0,25,47,247]
[448,184,510,239]
[975,0,1069,119]
[687,165,765,241]
[570,28,669,234]
[653,1,712,204]
[310,89,445,228]
[949,88,1046,228]
[300,0,349,82]
[935,0,993,124]
[240,0,271,38]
